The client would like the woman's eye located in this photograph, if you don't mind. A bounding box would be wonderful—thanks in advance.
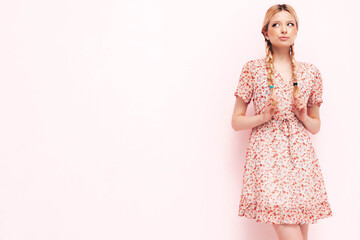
[272,23,294,27]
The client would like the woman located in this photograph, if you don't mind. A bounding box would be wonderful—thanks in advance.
[231,4,332,240]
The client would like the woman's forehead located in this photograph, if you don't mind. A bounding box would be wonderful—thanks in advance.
[270,11,295,23]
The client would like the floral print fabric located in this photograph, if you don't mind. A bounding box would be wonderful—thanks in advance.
[234,58,332,224]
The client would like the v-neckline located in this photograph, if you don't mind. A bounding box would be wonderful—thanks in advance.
[273,62,303,86]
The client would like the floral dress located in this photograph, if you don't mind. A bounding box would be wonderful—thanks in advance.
[234,57,333,224]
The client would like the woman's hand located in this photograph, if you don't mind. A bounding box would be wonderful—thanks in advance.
[292,92,308,122]
[260,93,278,123]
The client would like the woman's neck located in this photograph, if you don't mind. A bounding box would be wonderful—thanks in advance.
[271,46,292,64]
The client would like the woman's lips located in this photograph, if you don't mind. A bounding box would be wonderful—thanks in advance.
[279,37,289,40]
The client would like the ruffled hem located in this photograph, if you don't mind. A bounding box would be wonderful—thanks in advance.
[238,201,333,224]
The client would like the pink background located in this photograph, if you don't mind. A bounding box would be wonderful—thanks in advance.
[0,0,358,239]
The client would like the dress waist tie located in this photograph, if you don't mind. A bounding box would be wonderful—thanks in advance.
[272,115,298,165]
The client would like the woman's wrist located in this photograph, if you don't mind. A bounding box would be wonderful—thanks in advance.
[258,113,267,125]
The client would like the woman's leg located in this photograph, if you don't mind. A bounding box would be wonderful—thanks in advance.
[299,223,309,240]
[272,224,303,240]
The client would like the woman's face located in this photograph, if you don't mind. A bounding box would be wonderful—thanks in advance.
[265,11,297,48]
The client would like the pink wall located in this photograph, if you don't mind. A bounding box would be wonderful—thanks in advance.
[0,0,357,239]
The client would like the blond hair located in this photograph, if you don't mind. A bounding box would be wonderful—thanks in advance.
[261,4,299,104]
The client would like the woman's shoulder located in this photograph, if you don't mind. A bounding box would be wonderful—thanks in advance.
[242,58,266,73]
[299,60,321,74]
[244,57,266,66]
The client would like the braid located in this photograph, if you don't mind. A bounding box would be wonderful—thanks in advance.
[265,40,278,105]
[290,44,299,96]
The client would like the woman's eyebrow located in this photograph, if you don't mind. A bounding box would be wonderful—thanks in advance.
[271,20,295,23]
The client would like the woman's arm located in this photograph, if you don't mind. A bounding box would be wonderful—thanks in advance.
[231,97,266,131]
[302,104,321,134]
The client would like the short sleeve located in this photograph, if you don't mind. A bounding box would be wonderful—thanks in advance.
[234,61,254,104]
[307,65,324,108]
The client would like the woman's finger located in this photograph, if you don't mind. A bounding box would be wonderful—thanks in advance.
[294,94,301,101]
[298,100,304,107]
